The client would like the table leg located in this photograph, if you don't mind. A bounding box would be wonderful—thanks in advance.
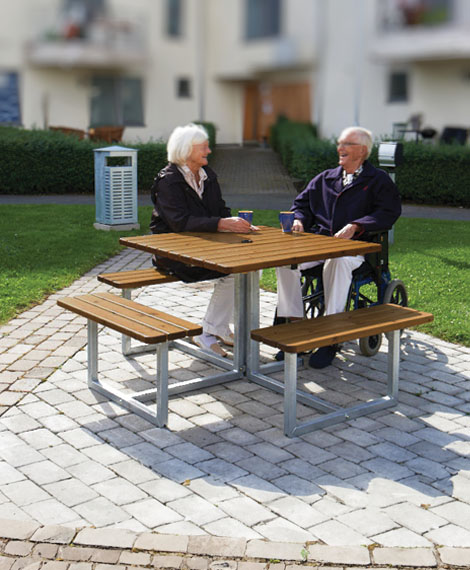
[246,270,260,374]
[233,273,247,373]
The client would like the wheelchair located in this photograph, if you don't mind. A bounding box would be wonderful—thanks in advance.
[301,230,408,356]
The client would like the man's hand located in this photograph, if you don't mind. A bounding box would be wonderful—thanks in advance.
[217,217,253,233]
[334,223,360,239]
[293,219,304,232]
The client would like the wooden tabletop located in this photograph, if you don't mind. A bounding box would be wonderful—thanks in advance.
[120,226,381,274]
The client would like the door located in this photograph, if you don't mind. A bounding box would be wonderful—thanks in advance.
[243,81,311,143]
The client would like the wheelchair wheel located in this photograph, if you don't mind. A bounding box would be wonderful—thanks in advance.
[301,275,325,319]
[383,279,408,307]
[383,279,408,342]
[359,333,382,357]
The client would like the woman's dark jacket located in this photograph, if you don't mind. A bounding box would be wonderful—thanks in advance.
[149,163,231,282]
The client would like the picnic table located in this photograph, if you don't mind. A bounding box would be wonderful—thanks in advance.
[59,225,431,436]
[119,225,381,390]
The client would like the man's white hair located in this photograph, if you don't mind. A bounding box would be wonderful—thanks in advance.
[167,123,209,165]
[339,126,373,158]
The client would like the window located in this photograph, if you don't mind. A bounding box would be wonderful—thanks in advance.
[176,77,191,98]
[90,76,144,127]
[246,0,281,40]
[166,0,183,37]
[388,71,408,103]
[0,71,21,125]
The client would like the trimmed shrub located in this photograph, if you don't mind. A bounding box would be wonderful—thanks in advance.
[0,127,95,194]
[0,122,216,195]
[194,121,216,150]
[393,141,470,206]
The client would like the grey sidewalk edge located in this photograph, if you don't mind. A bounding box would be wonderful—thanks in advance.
[1,193,470,221]
[1,520,469,568]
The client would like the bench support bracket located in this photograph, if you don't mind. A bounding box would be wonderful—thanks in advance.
[87,318,170,427]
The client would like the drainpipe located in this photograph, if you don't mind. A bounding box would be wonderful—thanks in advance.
[353,0,366,126]
[313,0,327,136]
[196,0,206,122]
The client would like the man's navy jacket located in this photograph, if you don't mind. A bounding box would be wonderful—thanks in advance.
[292,160,402,238]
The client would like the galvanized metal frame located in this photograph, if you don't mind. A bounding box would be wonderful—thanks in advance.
[91,266,402,436]
[248,329,401,437]
[86,275,247,427]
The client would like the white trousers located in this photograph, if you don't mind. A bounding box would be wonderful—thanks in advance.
[276,255,364,318]
[202,275,234,338]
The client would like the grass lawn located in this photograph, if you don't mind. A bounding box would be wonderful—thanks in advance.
[1,204,469,347]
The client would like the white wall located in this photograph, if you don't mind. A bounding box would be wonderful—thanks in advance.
[413,61,470,133]
[3,0,470,145]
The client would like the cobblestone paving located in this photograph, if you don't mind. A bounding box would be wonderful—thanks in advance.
[1,247,470,562]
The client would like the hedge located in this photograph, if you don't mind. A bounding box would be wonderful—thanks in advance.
[270,118,470,207]
[0,121,217,195]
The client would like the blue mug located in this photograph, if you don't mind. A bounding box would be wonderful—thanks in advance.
[279,211,295,233]
[238,210,253,223]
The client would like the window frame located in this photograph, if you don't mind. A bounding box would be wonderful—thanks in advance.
[166,0,184,38]
[0,70,21,126]
[89,75,145,128]
[245,0,282,40]
[388,70,409,104]
[176,77,192,99]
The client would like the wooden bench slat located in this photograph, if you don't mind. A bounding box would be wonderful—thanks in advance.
[63,297,169,342]
[81,294,192,338]
[98,268,177,289]
[57,293,202,343]
[94,292,201,335]
[251,304,434,353]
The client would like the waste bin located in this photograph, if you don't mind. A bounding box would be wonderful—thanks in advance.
[93,145,140,231]
[378,141,403,245]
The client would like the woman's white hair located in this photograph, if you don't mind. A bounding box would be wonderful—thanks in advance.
[339,126,373,158]
[167,123,209,165]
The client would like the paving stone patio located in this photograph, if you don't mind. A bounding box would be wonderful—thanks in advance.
[1,246,470,552]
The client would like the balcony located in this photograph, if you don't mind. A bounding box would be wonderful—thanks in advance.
[371,26,470,62]
[372,0,470,62]
[25,18,147,69]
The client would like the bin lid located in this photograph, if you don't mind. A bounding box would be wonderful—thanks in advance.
[93,145,138,153]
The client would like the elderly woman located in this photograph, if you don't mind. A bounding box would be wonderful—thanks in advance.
[150,123,253,357]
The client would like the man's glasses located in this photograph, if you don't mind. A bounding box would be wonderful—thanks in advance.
[336,141,362,147]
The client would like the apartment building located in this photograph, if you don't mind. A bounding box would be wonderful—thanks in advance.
[0,0,468,144]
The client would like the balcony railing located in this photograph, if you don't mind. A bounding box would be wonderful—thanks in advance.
[25,18,147,69]
[381,0,453,31]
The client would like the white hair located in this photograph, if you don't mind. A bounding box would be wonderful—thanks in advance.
[339,126,373,158]
[167,123,209,165]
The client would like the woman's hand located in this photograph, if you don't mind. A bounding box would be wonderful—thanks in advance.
[217,217,253,233]
[293,219,304,232]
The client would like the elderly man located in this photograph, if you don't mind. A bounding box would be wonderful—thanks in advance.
[276,126,401,368]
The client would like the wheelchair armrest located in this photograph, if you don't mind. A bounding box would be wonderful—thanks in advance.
[363,230,390,283]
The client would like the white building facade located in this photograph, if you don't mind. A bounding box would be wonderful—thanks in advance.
[0,0,468,144]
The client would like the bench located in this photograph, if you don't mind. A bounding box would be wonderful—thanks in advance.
[251,303,434,437]
[97,268,178,355]
[57,292,202,427]
[97,268,178,291]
